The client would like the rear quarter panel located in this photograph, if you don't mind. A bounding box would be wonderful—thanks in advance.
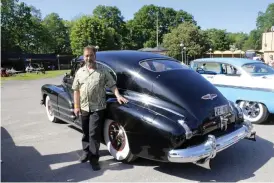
[106,99,184,162]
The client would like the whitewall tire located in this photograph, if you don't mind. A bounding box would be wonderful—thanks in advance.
[45,96,58,123]
[238,101,269,124]
[103,119,137,163]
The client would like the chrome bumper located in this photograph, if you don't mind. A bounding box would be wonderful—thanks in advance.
[168,121,255,163]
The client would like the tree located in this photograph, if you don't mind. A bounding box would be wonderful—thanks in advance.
[1,0,54,54]
[129,4,197,48]
[93,5,126,49]
[256,3,274,32]
[42,13,71,54]
[242,30,262,51]
[204,28,230,51]
[1,0,29,52]
[70,16,116,56]
[227,32,249,50]
[243,3,274,51]
[163,22,209,60]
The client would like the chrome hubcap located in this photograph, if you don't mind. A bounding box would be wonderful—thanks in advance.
[108,122,126,151]
[242,101,260,118]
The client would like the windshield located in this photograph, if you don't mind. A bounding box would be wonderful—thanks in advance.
[140,59,189,72]
[242,63,274,76]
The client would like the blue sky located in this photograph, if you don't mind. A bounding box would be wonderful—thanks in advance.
[20,0,272,33]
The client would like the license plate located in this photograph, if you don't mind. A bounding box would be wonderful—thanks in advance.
[214,105,229,116]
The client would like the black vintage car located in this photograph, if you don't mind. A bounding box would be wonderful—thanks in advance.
[40,50,256,168]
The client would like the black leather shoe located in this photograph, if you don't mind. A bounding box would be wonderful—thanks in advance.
[90,161,101,171]
[79,153,89,163]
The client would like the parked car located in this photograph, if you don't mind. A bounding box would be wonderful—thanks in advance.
[40,51,255,168]
[190,57,274,124]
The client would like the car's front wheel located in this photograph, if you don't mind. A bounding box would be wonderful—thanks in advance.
[45,96,59,123]
[103,119,137,163]
[238,100,269,124]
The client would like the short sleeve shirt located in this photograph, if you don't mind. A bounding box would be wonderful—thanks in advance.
[72,63,116,112]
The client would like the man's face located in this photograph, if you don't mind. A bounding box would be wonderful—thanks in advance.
[83,49,96,66]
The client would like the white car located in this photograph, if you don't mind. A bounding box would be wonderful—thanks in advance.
[190,58,274,124]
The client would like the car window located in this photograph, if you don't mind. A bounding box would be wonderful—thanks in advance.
[96,62,117,81]
[242,63,274,76]
[221,63,241,76]
[71,61,84,77]
[197,62,221,73]
[140,59,188,72]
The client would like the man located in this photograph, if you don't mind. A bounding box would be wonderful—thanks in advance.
[259,55,265,63]
[72,46,128,171]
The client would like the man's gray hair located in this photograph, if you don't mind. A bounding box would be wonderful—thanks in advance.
[83,45,96,53]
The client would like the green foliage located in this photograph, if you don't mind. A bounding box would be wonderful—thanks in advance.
[93,5,126,49]
[2,1,273,58]
[70,16,117,56]
[256,3,274,32]
[128,4,197,48]
[1,0,71,54]
[242,29,262,51]
[42,13,71,54]
[227,32,249,50]
[163,22,209,60]
[242,3,274,51]
[203,29,230,51]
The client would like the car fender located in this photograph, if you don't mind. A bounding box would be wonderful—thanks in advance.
[105,98,185,161]
[215,84,274,113]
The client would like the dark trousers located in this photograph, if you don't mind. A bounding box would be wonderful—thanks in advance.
[80,109,105,163]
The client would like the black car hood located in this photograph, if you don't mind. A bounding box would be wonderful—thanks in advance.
[151,69,229,130]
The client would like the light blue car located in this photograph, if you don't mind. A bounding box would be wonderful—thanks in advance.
[190,57,274,124]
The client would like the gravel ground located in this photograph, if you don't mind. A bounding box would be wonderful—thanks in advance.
[1,76,274,182]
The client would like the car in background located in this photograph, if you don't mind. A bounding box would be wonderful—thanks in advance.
[190,57,274,124]
[40,51,255,168]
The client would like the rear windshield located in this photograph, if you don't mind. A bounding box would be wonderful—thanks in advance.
[140,59,189,72]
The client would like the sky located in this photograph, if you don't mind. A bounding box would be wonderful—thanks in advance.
[20,0,273,33]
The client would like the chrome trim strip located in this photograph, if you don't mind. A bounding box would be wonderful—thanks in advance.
[168,121,254,163]
[55,116,81,129]
[58,105,74,112]
[51,102,74,112]
[58,110,75,119]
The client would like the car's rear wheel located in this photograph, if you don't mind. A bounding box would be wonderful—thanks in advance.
[103,119,137,163]
[45,96,59,123]
[238,100,269,124]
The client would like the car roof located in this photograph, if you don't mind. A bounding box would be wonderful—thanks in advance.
[76,50,175,65]
[192,57,262,67]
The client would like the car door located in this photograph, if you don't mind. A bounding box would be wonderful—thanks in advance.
[213,63,244,87]
[57,61,83,125]
[62,62,80,98]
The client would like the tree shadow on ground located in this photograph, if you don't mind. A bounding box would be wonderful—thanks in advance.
[1,127,133,182]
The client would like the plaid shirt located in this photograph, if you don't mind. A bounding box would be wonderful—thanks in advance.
[72,63,116,112]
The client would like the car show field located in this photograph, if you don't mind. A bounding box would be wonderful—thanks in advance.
[1,68,274,182]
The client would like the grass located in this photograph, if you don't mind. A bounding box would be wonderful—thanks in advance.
[1,70,70,82]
